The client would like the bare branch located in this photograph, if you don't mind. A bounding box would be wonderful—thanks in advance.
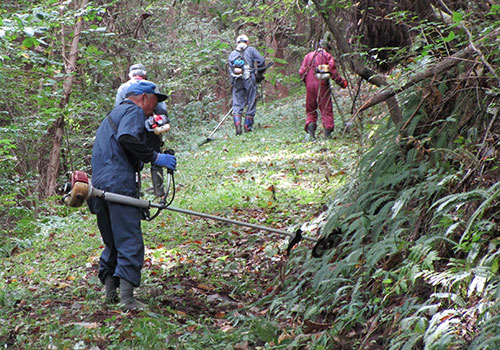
[358,44,476,112]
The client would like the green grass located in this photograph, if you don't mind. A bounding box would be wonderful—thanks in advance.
[0,95,361,349]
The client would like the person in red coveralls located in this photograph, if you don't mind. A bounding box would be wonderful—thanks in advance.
[299,39,348,139]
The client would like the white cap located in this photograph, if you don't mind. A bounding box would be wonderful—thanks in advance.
[128,63,147,79]
[236,34,249,44]
[129,63,146,72]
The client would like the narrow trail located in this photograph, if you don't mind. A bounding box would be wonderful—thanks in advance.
[1,95,361,348]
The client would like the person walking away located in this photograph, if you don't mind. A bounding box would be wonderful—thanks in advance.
[88,81,177,310]
[116,63,169,197]
[228,34,266,135]
[299,40,348,139]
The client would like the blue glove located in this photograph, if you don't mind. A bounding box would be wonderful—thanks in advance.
[153,153,176,171]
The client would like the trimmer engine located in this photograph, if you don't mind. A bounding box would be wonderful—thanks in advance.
[62,170,91,208]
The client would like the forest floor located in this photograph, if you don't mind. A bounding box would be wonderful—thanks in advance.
[1,93,373,349]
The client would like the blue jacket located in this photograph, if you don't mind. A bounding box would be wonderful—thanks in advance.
[91,101,150,196]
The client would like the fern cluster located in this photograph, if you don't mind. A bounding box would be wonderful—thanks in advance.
[265,72,500,348]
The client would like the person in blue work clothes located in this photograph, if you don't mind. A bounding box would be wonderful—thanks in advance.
[89,81,176,310]
[116,63,169,197]
[228,34,266,135]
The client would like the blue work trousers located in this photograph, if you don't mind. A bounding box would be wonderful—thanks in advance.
[232,75,257,117]
[91,197,144,287]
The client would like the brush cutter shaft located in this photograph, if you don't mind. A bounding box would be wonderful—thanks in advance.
[90,188,317,242]
[91,188,152,209]
[164,205,317,242]
[62,171,318,244]
[207,108,233,139]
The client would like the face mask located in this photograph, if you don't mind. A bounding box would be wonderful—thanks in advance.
[236,43,248,51]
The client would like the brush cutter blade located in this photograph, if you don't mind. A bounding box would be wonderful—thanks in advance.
[198,137,214,146]
[311,228,342,258]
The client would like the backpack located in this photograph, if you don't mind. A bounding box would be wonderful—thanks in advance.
[230,50,250,80]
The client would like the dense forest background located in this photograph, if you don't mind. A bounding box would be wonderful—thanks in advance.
[2,0,500,349]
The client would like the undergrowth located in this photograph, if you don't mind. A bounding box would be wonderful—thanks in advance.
[266,76,500,349]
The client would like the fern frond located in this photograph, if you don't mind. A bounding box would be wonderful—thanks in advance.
[460,181,500,245]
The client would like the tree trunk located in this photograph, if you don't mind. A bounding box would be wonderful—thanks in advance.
[310,0,404,128]
[42,0,89,198]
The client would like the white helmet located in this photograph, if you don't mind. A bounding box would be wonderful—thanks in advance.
[236,34,249,44]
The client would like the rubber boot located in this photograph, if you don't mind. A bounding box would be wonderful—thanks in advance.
[244,116,254,133]
[306,122,317,140]
[120,278,146,310]
[233,115,242,135]
[324,128,333,139]
[151,166,165,197]
[104,275,119,304]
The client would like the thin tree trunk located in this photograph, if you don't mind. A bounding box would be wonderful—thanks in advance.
[310,0,404,128]
[42,0,88,198]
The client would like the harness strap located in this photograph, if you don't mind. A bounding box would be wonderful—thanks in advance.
[107,114,119,134]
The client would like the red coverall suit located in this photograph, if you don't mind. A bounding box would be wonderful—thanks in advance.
[299,48,347,134]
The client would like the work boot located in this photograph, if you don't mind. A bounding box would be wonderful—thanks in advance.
[324,128,334,139]
[306,122,317,140]
[233,115,242,136]
[105,275,119,304]
[244,116,254,133]
[119,278,146,311]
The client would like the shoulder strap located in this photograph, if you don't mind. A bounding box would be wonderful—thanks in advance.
[107,113,119,134]
[107,101,137,135]
[304,50,321,77]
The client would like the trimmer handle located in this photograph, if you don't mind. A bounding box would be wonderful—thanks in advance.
[165,149,175,174]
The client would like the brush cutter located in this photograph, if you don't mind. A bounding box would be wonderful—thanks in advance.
[199,108,233,146]
[60,169,335,256]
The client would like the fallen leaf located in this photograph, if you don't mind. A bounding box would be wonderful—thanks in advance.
[72,322,99,329]
[197,283,214,291]
[234,341,249,350]
[175,310,187,317]
[278,331,295,344]
[220,324,233,332]
[304,319,331,333]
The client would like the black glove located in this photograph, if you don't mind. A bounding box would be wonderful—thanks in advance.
[255,69,266,83]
